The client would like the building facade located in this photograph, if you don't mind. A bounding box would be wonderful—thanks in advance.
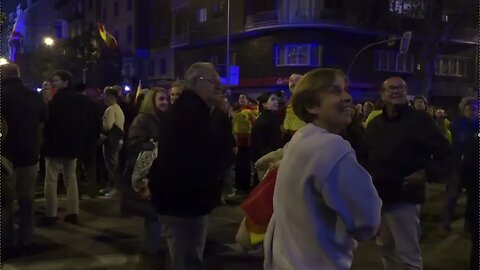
[171,0,478,112]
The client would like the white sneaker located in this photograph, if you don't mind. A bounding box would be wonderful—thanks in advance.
[104,188,120,199]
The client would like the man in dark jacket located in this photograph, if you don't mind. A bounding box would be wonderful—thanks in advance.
[1,63,47,253]
[461,134,478,270]
[359,77,452,270]
[41,70,95,226]
[148,62,226,270]
[441,97,478,233]
[74,83,102,198]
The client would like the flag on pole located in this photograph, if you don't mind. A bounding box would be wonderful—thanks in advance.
[97,23,118,49]
[135,80,142,100]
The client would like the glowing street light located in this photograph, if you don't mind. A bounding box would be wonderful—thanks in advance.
[0,58,8,65]
[44,37,54,46]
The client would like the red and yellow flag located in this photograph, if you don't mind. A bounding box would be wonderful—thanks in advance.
[97,23,118,49]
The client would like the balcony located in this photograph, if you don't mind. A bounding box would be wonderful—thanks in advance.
[245,9,362,32]
[170,33,190,48]
[448,28,478,44]
[171,0,189,12]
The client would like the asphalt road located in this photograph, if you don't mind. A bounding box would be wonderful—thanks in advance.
[2,183,471,270]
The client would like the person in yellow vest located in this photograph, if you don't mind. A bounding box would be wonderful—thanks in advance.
[283,74,306,142]
[232,93,258,194]
[364,100,384,128]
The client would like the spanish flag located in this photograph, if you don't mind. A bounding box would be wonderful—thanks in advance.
[97,23,118,49]
[135,80,142,100]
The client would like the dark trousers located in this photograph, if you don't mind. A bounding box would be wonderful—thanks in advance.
[234,146,251,192]
[77,146,97,196]
[471,222,478,270]
[103,143,121,189]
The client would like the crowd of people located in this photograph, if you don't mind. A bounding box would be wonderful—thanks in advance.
[1,61,478,270]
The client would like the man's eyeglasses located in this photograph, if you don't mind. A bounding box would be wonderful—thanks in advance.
[195,76,221,88]
[385,84,407,92]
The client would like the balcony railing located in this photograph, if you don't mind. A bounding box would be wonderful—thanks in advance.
[171,0,189,11]
[448,28,478,44]
[170,33,190,48]
[245,9,353,31]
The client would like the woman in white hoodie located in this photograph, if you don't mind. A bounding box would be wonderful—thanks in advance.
[264,68,382,270]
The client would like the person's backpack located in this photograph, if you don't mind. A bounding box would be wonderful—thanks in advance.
[105,124,124,148]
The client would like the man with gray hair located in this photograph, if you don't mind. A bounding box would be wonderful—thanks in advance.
[149,62,226,270]
[2,62,47,256]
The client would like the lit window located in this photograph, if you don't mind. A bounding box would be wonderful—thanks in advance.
[198,8,207,23]
[390,0,425,19]
[275,44,322,67]
[374,51,414,73]
[434,56,468,77]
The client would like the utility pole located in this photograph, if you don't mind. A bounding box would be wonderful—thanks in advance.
[226,0,231,86]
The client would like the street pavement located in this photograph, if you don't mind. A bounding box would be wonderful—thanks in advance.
[2,183,471,270]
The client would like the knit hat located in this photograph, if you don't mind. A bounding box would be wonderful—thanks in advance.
[414,95,428,104]
[458,97,477,112]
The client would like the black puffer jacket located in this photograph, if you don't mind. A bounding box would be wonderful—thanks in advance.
[250,110,283,163]
[358,105,452,205]
[44,88,97,158]
[148,90,228,217]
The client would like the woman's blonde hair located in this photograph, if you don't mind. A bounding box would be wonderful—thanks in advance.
[139,87,168,114]
[292,68,348,123]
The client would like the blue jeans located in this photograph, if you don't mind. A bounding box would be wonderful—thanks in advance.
[160,215,209,270]
[103,143,121,189]
[8,164,38,247]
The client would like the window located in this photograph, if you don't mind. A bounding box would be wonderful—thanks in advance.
[89,0,93,10]
[149,61,155,76]
[102,7,107,21]
[197,8,208,23]
[127,0,133,11]
[374,51,414,73]
[114,1,119,17]
[160,58,167,75]
[127,25,132,43]
[434,56,468,77]
[114,30,120,43]
[275,44,322,66]
[212,1,225,18]
[78,1,83,14]
[390,0,425,19]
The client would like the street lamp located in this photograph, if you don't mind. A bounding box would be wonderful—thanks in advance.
[0,57,8,65]
[44,37,54,46]
[347,31,412,77]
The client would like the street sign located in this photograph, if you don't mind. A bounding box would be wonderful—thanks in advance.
[399,31,412,54]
